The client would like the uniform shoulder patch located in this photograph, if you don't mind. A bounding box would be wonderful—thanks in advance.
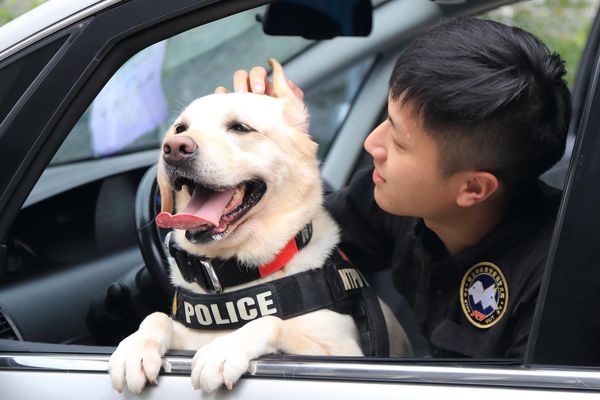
[460,261,509,328]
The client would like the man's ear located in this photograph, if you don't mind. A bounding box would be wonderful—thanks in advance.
[268,58,309,132]
[456,171,500,207]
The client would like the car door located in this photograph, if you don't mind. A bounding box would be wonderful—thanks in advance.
[2,0,600,399]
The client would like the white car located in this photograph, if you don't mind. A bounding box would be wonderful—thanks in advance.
[0,0,599,398]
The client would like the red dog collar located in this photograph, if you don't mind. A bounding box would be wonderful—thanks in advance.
[168,223,313,293]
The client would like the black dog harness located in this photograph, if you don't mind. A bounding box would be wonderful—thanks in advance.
[168,224,389,356]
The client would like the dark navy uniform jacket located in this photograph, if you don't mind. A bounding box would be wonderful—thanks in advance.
[325,167,561,358]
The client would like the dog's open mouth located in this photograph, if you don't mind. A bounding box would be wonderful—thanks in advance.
[156,177,266,243]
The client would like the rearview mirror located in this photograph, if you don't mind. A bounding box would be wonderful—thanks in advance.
[262,0,373,39]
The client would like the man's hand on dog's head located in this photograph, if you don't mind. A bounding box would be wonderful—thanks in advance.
[215,65,304,99]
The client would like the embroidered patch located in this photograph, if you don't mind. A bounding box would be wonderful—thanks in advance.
[460,262,508,328]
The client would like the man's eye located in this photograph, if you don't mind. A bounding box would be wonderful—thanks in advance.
[227,122,254,133]
[174,124,188,134]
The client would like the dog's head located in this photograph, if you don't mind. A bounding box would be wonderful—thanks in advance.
[156,59,321,263]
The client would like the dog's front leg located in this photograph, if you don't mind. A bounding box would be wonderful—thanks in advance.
[108,312,175,394]
[190,315,283,393]
[190,314,337,393]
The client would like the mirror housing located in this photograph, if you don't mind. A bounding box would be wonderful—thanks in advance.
[262,0,373,39]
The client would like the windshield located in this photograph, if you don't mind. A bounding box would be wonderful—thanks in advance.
[51,6,314,165]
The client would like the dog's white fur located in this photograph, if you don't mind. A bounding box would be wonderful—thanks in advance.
[108,59,411,394]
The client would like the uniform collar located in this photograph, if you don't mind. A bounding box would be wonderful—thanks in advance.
[168,223,313,293]
[412,180,561,272]
[455,181,560,269]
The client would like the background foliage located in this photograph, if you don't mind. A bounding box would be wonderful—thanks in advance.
[485,0,599,86]
[0,0,44,25]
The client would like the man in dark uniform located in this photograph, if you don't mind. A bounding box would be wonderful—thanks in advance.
[221,18,571,358]
[325,19,570,358]
[327,164,561,358]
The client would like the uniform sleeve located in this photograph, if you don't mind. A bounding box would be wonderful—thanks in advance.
[324,167,396,273]
[504,223,554,359]
[504,295,538,359]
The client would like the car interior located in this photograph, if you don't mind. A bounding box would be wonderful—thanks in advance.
[0,0,594,362]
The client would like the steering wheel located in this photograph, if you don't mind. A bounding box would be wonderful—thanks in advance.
[135,164,175,297]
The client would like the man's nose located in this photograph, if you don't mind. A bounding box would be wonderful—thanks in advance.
[364,121,387,161]
[162,135,198,164]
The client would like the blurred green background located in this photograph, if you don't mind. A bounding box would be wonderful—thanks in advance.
[0,0,44,25]
[485,0,599,86]
[2,0,599,86]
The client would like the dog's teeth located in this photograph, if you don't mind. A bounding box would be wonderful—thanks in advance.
[224,186,245,214]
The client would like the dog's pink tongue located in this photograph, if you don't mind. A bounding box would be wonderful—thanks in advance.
[156,186,236,230]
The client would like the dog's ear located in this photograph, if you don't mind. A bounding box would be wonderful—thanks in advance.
[269,58,298,99]
[268,58,309,132]
[157,168,174,214]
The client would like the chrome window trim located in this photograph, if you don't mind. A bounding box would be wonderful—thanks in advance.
[1,354,599,391]
[0,0,123,63]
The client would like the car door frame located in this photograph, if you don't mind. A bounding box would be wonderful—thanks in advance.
[526,3,600,367]
[1,0,600,397]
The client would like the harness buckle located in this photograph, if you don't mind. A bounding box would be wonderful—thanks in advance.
[168,235,223,293]
[198,259,223,294]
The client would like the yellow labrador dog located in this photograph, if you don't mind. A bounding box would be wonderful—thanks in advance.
[108,59,410,394]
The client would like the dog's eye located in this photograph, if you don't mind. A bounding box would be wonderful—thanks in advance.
[174,123,188,134]
[227,122,254,134]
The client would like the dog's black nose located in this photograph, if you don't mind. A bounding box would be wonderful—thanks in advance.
[163,136,198,164]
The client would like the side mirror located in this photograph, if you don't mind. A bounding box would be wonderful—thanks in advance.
[261,0,373,40]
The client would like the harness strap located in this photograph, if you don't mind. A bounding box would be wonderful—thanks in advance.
[171,249,390,356]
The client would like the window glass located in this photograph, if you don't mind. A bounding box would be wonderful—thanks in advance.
[304,56,374,159]
[51,6,313,165]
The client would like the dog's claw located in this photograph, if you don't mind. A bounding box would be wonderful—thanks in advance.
[108,333,165,394]
[190,334,252,393]
[162,359,172,373]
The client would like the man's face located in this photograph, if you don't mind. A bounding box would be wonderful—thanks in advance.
[364,96,459,219]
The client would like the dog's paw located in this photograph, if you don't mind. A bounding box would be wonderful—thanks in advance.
[190,334,253,393]
[108,332,169,394]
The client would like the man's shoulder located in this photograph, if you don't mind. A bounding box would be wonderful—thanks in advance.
[537,179,563,207]
[492,180,561,278]
[530,180,562,238]
[515,179,562,228]
[462,180,561,276]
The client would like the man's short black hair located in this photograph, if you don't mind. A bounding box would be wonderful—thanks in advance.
[389,18,571,190]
